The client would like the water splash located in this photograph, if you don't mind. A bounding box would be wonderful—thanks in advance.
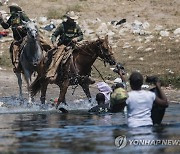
[0,96,97,114]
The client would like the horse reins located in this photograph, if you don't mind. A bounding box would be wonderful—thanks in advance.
[74,40,110,83]
[92,65,106,82]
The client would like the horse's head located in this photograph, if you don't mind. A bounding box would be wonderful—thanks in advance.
[21,21,43,68]
[97,35,116,65]
[25,21,38,40]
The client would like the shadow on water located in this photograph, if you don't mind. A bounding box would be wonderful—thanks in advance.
[0,102,179,153]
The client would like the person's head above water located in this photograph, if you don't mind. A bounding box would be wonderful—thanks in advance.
[129,71,143,90]
[96,93,105,105]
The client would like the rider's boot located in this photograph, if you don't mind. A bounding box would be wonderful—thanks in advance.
[12,43,21,73]
[13,52,21,73]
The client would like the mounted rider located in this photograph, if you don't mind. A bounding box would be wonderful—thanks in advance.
[50,11,95,84]
[0,3,51,73]
[51,11,83,47]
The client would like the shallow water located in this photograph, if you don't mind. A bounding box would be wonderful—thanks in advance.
[0,98,179,153]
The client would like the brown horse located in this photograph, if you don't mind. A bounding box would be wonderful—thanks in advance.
[30,35,116,108]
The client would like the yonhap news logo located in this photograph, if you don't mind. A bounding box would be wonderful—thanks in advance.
[115,135,180,149]
[114,135,127,149]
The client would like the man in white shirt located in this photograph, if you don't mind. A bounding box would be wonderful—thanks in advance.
[126,72,168,127]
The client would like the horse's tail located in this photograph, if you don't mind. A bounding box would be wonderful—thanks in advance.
[30,76,44,97]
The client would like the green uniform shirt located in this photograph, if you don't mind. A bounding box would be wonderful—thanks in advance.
[52,21,83,46]
[0,12,30,41]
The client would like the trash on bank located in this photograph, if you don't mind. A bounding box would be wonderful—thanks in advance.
[42,22,56,31]
[0,30,9,38]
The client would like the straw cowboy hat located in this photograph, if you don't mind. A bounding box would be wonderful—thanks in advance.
[65,11,78,20]
[8,3,22,12]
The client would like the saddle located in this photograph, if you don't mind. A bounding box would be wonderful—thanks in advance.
[45,45,72,79]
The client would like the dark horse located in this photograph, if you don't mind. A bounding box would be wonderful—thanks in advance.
[14,21,44,102]
[30,35,116,107]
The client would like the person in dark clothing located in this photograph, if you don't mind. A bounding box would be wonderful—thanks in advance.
[0,4,30,41]
[88,93,109,113]
[51,11,95,84]
[0,4,30,72]
[51,11,83,47]
[0,3,51,73]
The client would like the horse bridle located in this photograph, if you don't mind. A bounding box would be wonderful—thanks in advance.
[75,40,113,63]
[97,41,114,64]
[26,26,38,39]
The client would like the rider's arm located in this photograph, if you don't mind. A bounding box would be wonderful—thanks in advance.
[21,12,30,22]
[75,24,83,42]
[51,23,63,44]
[154,81,168,107]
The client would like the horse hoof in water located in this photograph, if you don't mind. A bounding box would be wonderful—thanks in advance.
[59,107,68,113]
[55,102,60,109]
[62,101,68,106]
[88,97,92,103]
[28,96,35,104]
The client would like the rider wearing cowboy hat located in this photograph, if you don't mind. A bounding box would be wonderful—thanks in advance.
[51,11,83,47]
[0,3,51,73]
[0,3,30,41]
[51,11,95,84]
[0,3,30,72]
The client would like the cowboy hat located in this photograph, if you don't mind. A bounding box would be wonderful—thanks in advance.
[65,11,78,20]
[8,3,22,12]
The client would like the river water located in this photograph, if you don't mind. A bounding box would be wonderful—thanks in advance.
[0,97,179,154]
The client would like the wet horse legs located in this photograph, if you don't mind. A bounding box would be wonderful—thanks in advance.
[56,80,69,108]
[23,70,34,103]
[15,73,23,100]
[40,81,48,104]
[79,83,92,102]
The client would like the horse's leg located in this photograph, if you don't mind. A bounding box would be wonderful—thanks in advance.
[79,83,92,102]
[40,81,48,105]
[56,80,69,108]
[27,79,33,103]
[23,70,33,103]
[15,73,23,100]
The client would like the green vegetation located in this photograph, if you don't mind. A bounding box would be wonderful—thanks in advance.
[160,74,180,89]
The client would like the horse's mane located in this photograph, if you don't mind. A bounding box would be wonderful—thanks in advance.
[75,39,103,51]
